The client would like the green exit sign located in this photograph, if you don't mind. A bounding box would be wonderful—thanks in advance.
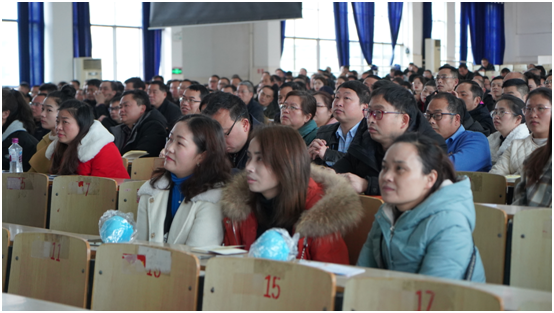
[172,68,182,74]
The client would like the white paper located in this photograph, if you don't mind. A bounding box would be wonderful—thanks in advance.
[137,246,172,274]
[298,260,366,277]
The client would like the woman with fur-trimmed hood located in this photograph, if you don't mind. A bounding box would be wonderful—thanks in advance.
[221,125,363,265]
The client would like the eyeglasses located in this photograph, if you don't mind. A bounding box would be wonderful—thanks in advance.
[522,106,551,115]
[436,75,454,81]
[108,106,121,112]
[29,102,42,107]
[545,80,552,85]
[225,110,247,136]
[424,112,457,121]
[280,104,301,111]
[490,110,516,118]
[180,97,201,103]
[364,109,404,120]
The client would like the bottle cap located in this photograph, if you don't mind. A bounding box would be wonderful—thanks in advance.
[12,138,19,144]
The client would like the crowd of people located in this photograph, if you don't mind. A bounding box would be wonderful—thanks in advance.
[2,59,551,282]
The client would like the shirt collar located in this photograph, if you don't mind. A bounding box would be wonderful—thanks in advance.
[447,124,465,142]
[336,120,362,140]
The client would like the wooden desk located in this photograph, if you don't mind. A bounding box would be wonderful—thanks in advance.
[2,293,88,311]
[477,203,551,219]
[300,260,552,311]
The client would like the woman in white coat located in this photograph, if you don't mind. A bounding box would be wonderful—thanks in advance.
[136,114,231,246]
[487,94,529,165]
[490,88,551,175]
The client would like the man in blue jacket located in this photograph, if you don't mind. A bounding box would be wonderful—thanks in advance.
[426,92,492,172]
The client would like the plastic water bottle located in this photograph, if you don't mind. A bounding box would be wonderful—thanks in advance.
[9,138,23,173]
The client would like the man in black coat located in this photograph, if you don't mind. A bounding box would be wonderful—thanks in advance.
[333,85,446,196]
[112,90,167,157]
[202,92,262,172]
[455,81,494,136]
[236,81,265,124]
[147,81,181,130]
[309,80,368,167]
[458,63,475,81]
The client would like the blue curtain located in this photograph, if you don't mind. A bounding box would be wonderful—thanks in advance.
[73,2,92,58]
[387,2,403,66]
[422,2,432,64]
[142,2,162,81]
[281,20,286,56]
[461,3,505,65]
[351,2,374,65]
[333,2,349,67]
[460,3,469,62]
[18,2,44,86]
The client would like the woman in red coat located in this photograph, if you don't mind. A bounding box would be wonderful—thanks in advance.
[221,125,362,264]
[46,100,129,179]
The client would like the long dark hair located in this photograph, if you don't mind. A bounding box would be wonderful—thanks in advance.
[50,100,95,174]
[521,87,552,186]
[2,88,35,134]
[389,133,457,195]
[150,114,231,201]
[249,125,311,231]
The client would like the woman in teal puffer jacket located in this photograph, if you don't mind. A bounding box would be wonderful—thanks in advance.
[357,133,485,282]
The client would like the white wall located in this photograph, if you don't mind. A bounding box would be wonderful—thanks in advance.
[169,20,280,85]
[504,2,552,64]
[44,2,73,83]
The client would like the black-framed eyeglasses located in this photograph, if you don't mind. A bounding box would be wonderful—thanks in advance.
[225,110,247,136]
[108,106,121,112]
[424,112,457,121]
[363,109,404,120]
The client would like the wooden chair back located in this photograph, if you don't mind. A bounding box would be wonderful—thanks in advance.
[7,232,90,308]
[131,157,165,180]
[49,175,117,235]
[473,204,507,284]
[202,257,335,311]
[343,195,383,265]
[122,157,129,174]
[3,227,10,292]
[343,276,503,310]
[457,171,506,204]
[510,209,552,291]
[118,180,147,220]
[2,173,49,228]
[91,243,199,310]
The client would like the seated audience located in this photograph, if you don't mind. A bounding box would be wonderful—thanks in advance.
[280,90,318,145]
[94,80,118,121]
[458,63,475,81]
[46,100,129,179]
[124,77,146,91]
[436,65,458,93]
[410,75,427,109]
[488,95,529,165]
[310,81,367,167]
[38,83,58,94]
[357,133,485,282]
[202,92,261,170]
[490,76,503,103]
[477,58,495,71]
[513,127,551,207]
[30,92,49,141]
[221,125,362,264]
[311,74,327,92]
[221,84,236,94]
[426,92,492,172]
[502,79,529,102]
[208,75,219,91]
[112,90,168,157]
[333,84,446,195]
[420,80,436,112]
[28,86,75,173]
[362,75,380,93]
[218,77,231,91]
[101,94,122,133]
[167,79,181,103]
[136,115,232,245]
[455,81,495,135]
[2,89,38,172]
[525,72,541,91]
[178,79,192,96]
[491,88,551,175]
[545,73,552,89]
[312,91,337,127]
[237,81,264,123]
[148,81,181,129]
[257,85,280,121]
[180,84,209,116]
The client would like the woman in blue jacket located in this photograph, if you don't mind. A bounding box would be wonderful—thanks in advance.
[357,133,485,282]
